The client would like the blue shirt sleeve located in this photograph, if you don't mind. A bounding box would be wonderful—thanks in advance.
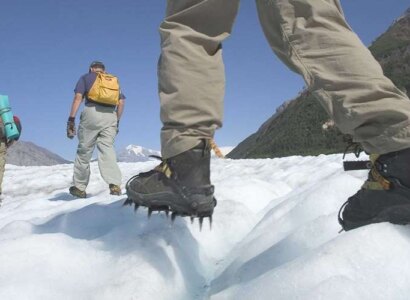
[74,75,86,95]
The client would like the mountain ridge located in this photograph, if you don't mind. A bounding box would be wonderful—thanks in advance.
[6,141,71,166]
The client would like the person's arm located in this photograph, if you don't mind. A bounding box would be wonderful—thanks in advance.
[69,93,84,118]
[116,98,125,121]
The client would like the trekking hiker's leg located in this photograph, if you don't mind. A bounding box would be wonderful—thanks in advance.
[255,0,410,230]
[256,0,410,152]
[159,0,240,158]
[0,142,6,195]
[126,0,239,219]
[96,121,121,189]
[73,108,99,191]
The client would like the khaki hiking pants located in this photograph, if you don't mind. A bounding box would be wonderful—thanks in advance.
[159,0,410,158]
[73,104,121,191]
[0,141,6,194]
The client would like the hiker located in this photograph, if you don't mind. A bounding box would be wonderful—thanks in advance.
[126,0,410,230]
[0,116,22,204]
[67,61,125,198]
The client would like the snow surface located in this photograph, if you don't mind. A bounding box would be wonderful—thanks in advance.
[1,154,410,300]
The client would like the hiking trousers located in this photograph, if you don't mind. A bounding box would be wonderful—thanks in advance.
[73,104,121,191]
[159,0,410,158]
[0,141,6,194]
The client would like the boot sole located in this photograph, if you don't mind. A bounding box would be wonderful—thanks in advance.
[126,188,215,217]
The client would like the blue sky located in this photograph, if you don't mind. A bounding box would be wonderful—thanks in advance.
[0,0,409,160]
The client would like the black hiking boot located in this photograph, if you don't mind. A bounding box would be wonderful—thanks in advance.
[339,147,410,231]
[125,140,216,220]
[69,186,87,198]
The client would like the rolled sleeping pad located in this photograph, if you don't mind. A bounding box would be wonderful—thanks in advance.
[0,95,20,140]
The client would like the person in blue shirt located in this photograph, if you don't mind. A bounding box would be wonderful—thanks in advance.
[67,61,125,198]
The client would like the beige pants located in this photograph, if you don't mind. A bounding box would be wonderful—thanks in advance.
[0,142,6,194]
[159,0,410,158]
[73,104,121,191]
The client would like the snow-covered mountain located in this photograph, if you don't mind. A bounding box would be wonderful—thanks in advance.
[117,145,161,162]
[1,154,409,299]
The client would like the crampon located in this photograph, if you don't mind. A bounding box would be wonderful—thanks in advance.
[123,186,217,230]
[123,196,215,230]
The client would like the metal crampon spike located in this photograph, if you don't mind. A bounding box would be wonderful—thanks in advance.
[199,217,204,231]
[190,216,194,224]
[134,203,139,212]
[209,215,213,230]
[171,212,178,223]
[122,198,133,206]
[148,208,153,218]
[165,209,169,218]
